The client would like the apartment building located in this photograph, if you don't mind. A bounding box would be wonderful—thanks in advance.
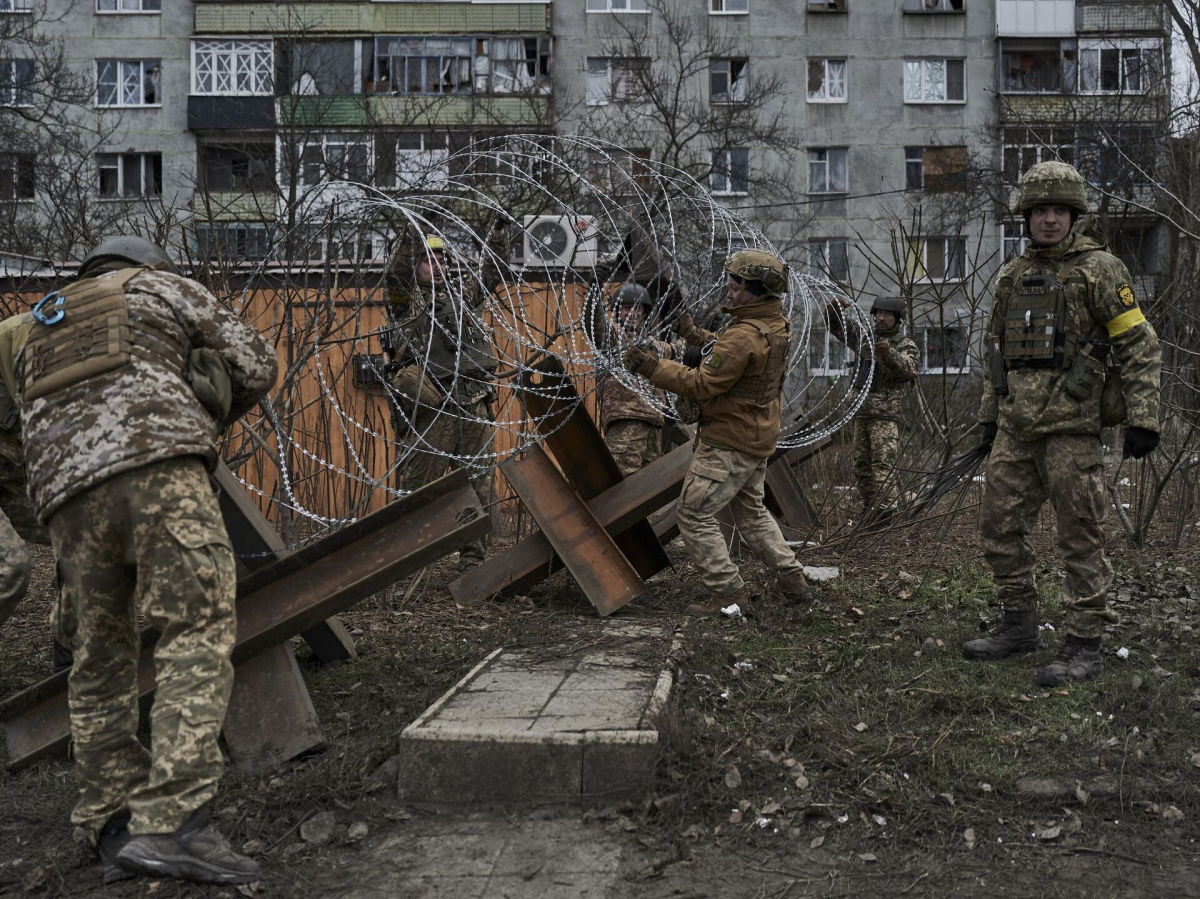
[0,0,1171,377]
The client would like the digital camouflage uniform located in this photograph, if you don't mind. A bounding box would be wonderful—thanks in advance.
[0,313,33,627]
[646,297,805,595]
[16,267,277,845]
[828,312,919,514]
[384,265,498,566]
[979,225,1161,640]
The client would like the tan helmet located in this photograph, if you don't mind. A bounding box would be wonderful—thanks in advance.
[723,248,789,296]
[1013,161,1088,215]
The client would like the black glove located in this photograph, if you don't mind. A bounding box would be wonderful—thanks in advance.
[675,314,703,345]
[1122,426,1159,460]
[681,345,703,368]
[623,345,658,378]
[980,421,997,450]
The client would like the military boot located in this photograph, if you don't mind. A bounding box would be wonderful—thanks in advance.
[961,610,1040,660]
[116,803,260,885]
[686,586,749,617]
[1034,634,1102,687]
[778,572,812,604]
[97,811,136,885]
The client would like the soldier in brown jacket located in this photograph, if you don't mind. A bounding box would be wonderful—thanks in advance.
[624,249,810,614]
[16,236,277,885]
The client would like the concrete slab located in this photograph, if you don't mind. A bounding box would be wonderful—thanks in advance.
[395,621,674,805]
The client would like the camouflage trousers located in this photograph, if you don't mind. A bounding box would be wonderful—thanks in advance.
[396,395,493,564]
[604,419,662,477]
[981,430,1115,639]
[853,417,900,513]
[48,456,237,844]
[0,505,30,628]
[677,442,804,593]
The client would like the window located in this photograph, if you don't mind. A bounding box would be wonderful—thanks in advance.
[1000,41,1070,94]
[282,40,356,96]
[804,238,849,281]
[0,154,35,200]
[1002,126,1074,183]
[295,133,372,186]
[586,147,651,194]
[586,0,648,12]
[1078,40,1159,95]
[808,147,848,194]
[195,224,272,261]
[807,0,846,10]
[710,0,748,13]
[199,143,274,191]
[376,132,450,188]
[96,59,160,106]
[1076,125,1157,187]
[905,146,967,191]
[808,329,849,375]
[902,0,963,11]
[585,57,648,106]
[906,236,966,280]
[710,58,748,104]
[0,0,34,11]
[374,37,472,95]
[903,58,965,103]
[97,0,161,11]
[710,147,749,196]
[807,58,846,103]
[192,40,273,96]
[476,37,552,94]
[917,325,969,373]
[1001,220,1027,260]
[0,59,34,107]
[97,152,162,198]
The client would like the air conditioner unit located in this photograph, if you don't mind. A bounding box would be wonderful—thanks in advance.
[521,214,598,268]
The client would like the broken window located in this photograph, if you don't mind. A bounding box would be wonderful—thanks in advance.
[96,59,161,106]
[194,223,273,261]
[999,40,1070,94]
[710,147,749,195]
[906,236,966,280]
[805,238,849,281]
[808,147,848,193]
[807,58,846,102]
[903,58,965,103]
[1002,126,1075,183]
[375,132,450,188]
[585,57,648,105]
[0,153,35,200]
[374,37,473,95]
[1078,40,1159,94]
[710,58,748,104]
[0,58,34,106]
[97,152,162,198]
[199,143,275,191]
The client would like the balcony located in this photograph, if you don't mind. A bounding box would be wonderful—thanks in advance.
[278,94,552,129]
[996,0,1075,37]
[193,2,549,35]
[188,96,275,131]
[191,190,278,223]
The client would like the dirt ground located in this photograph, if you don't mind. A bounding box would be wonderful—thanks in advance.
[2,497,1199,898]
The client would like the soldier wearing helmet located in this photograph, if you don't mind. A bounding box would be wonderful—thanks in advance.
[598,282,684,476]
[826,293,919,525]
[382,230,499,571]
[11,235,277,884]
[624,248,811,614]
[963,160,1162,687]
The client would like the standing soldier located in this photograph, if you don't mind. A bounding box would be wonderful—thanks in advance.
[599,282,681,476]
[15,236,277,884]
[382,232,498,571]
[624,249,811,614]
[962,161,1161,686]
[0,313,33,629]
[827,295,920,525]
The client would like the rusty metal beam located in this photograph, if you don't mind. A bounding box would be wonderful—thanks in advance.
[764,438,833,531]
[1,470,487,771]
[450,442,691,603]
[518,355,669,578]
[500,445,644,616]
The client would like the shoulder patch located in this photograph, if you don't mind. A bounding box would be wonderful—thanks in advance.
[705,353,723,370]
[1118,283,1136,307]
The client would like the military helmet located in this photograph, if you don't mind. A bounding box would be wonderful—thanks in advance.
[870,296,906,321]
[723,249,789,297]
[1013,161,1088,215]
[79,235,174,278]
[613,282,651,308]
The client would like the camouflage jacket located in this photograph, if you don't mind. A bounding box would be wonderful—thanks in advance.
[17,269,278,521]
[828,316,919,423]
[979,228,1161,440]
[384,281,498,406]
[0,313,33,491]
[598,312,680,429]
[648,298,789,458]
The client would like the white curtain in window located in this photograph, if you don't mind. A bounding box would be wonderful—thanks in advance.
[491,39,535,94]
[923,59,945,100]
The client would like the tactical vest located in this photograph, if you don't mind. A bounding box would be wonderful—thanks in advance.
[724,319,789,404]
[21,267,186,402]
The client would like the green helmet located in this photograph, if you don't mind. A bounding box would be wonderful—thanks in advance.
[1013,161,1088,215]
[79,235,175,279]
[870,296,905,322]
[723,249,789,296]
[613,282,651,308]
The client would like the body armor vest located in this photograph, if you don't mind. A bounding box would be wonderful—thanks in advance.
[21,268,186,402]
[725,319,789,404]
[1002,272,1069,369]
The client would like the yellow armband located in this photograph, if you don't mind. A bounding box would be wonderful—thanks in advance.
[1105,307,1146,338]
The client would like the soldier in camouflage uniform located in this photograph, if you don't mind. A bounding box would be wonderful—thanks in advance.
[383,234,497,570]
[962,162,1161,686]
[625,249,811,614]
[15,236,277,885]
[827,295,920,524]
[599,282,683,476]
[0,313,33,629]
